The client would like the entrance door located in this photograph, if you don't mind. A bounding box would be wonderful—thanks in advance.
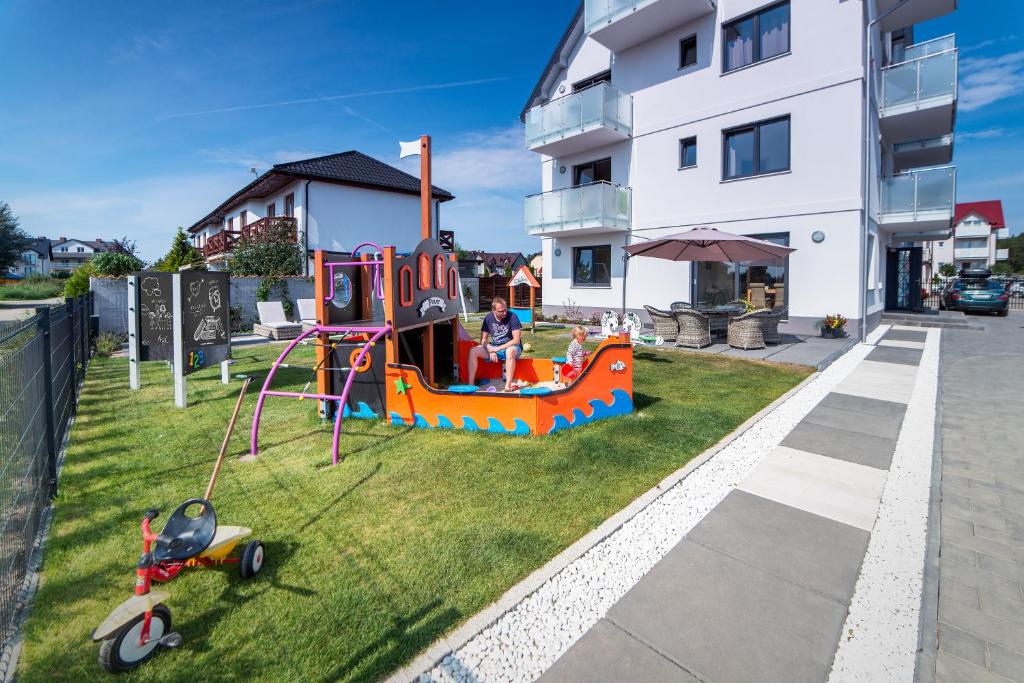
[885,247,922,310]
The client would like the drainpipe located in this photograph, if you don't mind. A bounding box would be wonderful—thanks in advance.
[303,180,312,276]
[861,0,911,342]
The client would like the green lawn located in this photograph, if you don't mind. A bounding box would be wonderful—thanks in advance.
[0,277,65,300]
[18,329,810,682]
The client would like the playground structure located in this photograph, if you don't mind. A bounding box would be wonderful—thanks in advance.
[249,137,634,465]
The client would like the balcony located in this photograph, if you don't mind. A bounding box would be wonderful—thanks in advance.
[996,248,1009,261]
[525,182,631,237]
[525,83,632,157]
[955,222,990,239]
[585,0,716,52]
[892,135,952,172]
[202,216,298,259]
[880,35,957,144]
[877,0,956,32]
[954,247,989,260]
[879,166,956,237]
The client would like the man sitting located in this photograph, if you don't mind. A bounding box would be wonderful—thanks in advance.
[468,296,522,392]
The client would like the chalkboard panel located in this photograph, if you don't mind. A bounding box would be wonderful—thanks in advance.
[136,273,174,361]
[179,271,231,376]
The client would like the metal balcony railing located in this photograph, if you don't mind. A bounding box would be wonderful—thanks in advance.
[524,182,631,236]
[525,82,632,151]
[881,35,957,113]
[880,166,956,221]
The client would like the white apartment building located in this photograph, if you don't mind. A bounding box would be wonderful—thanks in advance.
[925,200,1009,278]
[49,237,111,274]
[188,151,453,272]
[9,238,52,277]
[522,0,958,335]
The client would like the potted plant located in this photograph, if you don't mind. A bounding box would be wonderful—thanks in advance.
[820,313,848,338]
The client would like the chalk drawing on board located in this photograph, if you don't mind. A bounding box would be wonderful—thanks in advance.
[209,284,222,311]
[188,280,202,301]
[141,277,162,297]
[194,315,225,342]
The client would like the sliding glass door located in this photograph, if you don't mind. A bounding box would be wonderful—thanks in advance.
[692,232,789,309]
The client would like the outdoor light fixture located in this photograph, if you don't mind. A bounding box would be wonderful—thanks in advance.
[559,165,566,174]
[812,230,826,243]
[554,248,562,257]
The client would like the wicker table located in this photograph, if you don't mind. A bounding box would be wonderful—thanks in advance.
[697,305,746,336]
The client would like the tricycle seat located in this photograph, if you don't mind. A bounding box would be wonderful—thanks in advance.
[153,498,217,562]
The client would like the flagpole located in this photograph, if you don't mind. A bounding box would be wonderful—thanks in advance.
[420,135,431,241]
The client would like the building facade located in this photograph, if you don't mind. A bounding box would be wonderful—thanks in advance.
[49,237,110,274]
[924,201,1009,278]
[523,0,958,335]
[9,238,52,277]
[188,151,454,272]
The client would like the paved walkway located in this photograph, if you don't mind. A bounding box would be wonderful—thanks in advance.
[541,326,939,682]
[921,312,1024,682]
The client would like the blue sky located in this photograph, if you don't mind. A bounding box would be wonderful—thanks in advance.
[0,1,1021,263]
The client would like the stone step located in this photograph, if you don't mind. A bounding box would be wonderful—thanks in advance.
[880,315,984,331]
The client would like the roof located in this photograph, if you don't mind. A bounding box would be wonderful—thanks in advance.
[50,238,110,252]
[520,4,585,121]
[188,151,454,233]
[473,251,525,265]
[955,201,1005,229]
[25,238,51,259]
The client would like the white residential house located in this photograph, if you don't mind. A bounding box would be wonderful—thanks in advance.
[187,151,454,272]
[9,238,52,277]
[522,0,958,334]
[49,237,110,274]
[924,200,1009,279]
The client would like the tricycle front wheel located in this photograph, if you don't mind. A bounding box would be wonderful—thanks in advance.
[98,604,171,673]
[240,540,265,578]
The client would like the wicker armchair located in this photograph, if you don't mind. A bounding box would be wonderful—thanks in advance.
[674,309,712,349]
[670,301,693,311]
[749,283,767,309]
[759,308,786,344]
[643,305,678,342]
[727,310,767,350]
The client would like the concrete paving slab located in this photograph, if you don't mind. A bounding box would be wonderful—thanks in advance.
[867,345,924,366]
[879,339,927,350]
[541,619,697,683]
[816,391,908,421]
[608,540,848,683]
[852,358,920,379]
[801,400,905,440]
[739,446,887,530]
[781,421,897,470]
[687,490,870,603]
[883,328,929,342]
[833,374,914,404]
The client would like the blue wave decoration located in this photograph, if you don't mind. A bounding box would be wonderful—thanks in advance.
[435,415,455,429]
[412,413,432,429]
[486,417,531,435]
[461,417,481,432]
[389,411,409,426]
[389,411,530,434]
[547,389,633,435]
[341,401,377,420]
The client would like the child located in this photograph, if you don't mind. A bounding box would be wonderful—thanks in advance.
[562,325,589,383]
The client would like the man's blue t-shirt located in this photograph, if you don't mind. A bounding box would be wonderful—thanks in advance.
[481,311,522,346]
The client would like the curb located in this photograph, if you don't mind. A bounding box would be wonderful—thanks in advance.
[386,364,825,683]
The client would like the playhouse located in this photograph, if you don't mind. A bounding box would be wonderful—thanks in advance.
[249,137,634,464]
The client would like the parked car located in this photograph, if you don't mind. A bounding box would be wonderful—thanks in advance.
[940,272,1010,316]
[1009,281,1024,299]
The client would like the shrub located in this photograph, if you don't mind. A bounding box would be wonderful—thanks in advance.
[94,332,126,357]
[91,252,144,277]
[0,278,66,300]
[63,262,95,298]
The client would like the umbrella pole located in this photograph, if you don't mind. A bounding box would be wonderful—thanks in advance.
[621,253,630,316]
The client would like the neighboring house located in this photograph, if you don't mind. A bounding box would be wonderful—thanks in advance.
[49,237,110,274]
[10,237,52,277]
[522,0,958,333]
[458,252,484,278]
[469,251,527,276]
[528,252,543,277]
[924,201,1009,279]
[187,151,454,272]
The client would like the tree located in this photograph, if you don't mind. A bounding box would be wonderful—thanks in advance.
[109,236,140,256]
[92,251,144,276]
[63,261,95,298]
[938,262,957,278]
[155,228,205,272]
[228,222,302,277]
[997,234,1024,275]
[992,262,1012,276]
[0,201,31,273]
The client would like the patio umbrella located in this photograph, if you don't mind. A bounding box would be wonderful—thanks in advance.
[623,226,795,263]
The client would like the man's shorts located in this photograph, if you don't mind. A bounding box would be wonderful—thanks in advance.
[493,345,522,361]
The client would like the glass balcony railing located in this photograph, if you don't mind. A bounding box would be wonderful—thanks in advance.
[881,166,956,220]
[524,182,631,236]
[996,248,1009,260]
[585,0,659,33]
[525,82,632,151]
[881,36,957,112]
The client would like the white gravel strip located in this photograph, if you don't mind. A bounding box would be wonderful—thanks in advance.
[828,327,941,682]
[408,343,874,683]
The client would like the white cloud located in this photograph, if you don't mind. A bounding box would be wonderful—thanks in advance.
[959,50,1024,112]
[198,148,329,172]
[956,127,1017,141]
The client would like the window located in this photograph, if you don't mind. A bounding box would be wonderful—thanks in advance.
[723,1,790,72]
[696,232,789,308]
[723,115,790,180]
[60,247,68,252]
[239,210,247,228]
[573,157,612,186]
[284,193,295,217]
[572,245,612,287]
[679,137,697,168]
[228,217,235,231]
[24,252,36,264]
[938,241,945,247]
[572,70,611,92]
[680,35,698,69]
[76,247,85,252]
[267,202,276,218]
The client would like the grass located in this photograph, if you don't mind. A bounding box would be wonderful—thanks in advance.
[0,277,65,301]
[17,329,810,682]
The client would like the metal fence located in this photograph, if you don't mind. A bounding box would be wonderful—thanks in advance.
[922,277,1024,311]
[0,293,93,651]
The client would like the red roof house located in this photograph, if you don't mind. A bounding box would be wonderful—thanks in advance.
[954,200,1005,230]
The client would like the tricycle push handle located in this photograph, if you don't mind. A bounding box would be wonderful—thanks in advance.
[144,509,160,521]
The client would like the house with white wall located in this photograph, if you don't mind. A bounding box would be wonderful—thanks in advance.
[522,0,958,335]
[188,151,454,272]
[9,238,52,277]
[49,237,110,274]
[924,200,1009,278]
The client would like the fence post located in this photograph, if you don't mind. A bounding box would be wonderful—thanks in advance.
[36,306,58,498]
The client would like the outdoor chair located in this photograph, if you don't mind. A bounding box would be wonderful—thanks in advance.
[749,284,767,309]
[773,284,786,309]
[674,308,712,349]
[759,308,786,344]
[643,305,678,342]
[727,310,767,350]
[254,301,302,341]
[670,301,693,311]
[296,298,317,333]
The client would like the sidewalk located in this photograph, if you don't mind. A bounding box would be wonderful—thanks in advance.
[539,326,939,682]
